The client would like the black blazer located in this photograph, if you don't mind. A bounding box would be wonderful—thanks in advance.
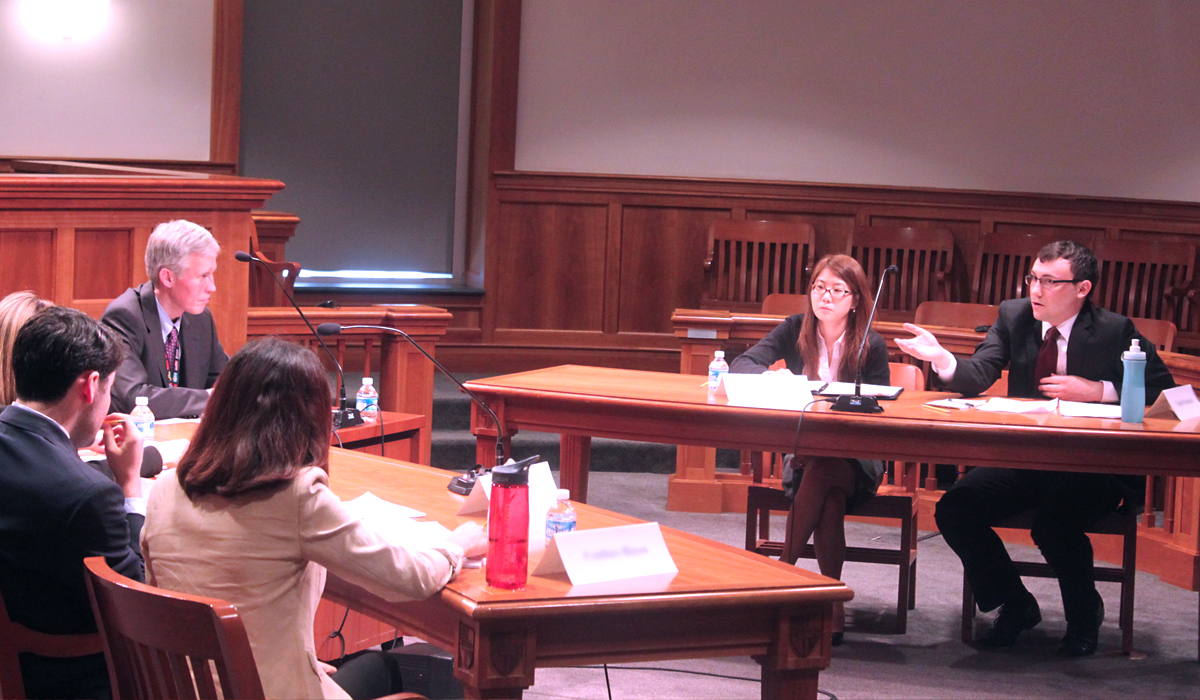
[0,405,145,697]
[102,281,228,418]
[944,298,1175,402]
[730,313,891,386]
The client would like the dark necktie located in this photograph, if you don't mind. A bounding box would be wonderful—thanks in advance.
[164,326,180,388]
[1032,325,1060,395]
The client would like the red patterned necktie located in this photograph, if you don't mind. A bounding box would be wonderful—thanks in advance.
[164,326,180,388]
[1032,325,1060,395]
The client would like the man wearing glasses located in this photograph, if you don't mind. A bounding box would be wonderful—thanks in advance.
[898,240,1174,657]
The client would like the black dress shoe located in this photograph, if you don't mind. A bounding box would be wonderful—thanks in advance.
[977,593,1041,648]
[831,632,845,647]
[1057,598,1104,658]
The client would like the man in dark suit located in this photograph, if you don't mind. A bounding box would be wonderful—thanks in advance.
[898,240,1174,657]
[0,307,145,699]
[102,220,228,418]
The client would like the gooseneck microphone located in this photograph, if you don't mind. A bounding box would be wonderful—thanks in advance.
[234,251,364,428]
[317,322,508,493]
[831,264,898,414]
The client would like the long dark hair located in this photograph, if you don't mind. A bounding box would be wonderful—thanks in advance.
[797,254,874,381]
[178,337,332,499]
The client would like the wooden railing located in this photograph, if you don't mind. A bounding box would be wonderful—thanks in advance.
[672,307,1200,591]
[247,305,452,464]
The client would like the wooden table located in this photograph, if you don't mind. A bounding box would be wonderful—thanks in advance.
[323,449,851,700]
[463,365,1200,508]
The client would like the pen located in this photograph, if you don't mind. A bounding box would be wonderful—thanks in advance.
[922,404,952,414]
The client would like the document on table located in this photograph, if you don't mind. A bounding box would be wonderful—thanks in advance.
[975,397,1122,419]
[976,397,1057,414]
[717,373,818,411]
[343,492,453,550]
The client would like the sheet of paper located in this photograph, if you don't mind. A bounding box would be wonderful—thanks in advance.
[344,491,425,520]
[819,382,903,399]
[717,373,815,411]
[532,522,677,587]
[925,398,987,410]
[977,397,1058,414]
[1057,401,1122,419]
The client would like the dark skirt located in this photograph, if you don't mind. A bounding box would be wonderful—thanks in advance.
[782,455,886,511]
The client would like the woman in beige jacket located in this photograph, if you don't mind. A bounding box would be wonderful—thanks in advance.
[141,337,486,699]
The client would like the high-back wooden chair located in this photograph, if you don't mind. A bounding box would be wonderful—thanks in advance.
[247,227,303,307]
[1131,317,1176,353]
[972,231,1070,306]
[745,362,923,632]
[702,220,816,313]
[760,292,810,316]
[84,556,267,700]
[0,588,103,699]
[1092,239,1197,333]
[847,226,955,320]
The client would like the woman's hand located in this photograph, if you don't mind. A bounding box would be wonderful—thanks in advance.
[447,521,488,558]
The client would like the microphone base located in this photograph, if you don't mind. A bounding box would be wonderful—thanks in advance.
[448,466,485,495]
[333,407,365,429]
[830,394,884,413]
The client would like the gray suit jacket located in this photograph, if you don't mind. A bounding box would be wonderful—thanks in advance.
[102,282,228,418]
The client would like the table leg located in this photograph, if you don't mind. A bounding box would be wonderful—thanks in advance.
[559,434,592,503]
[757,605,833,700]
[760,667,821,700]
[455,623,536,699]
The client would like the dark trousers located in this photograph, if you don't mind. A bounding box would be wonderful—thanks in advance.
[329,650,406,700]
[935,467,1122,625]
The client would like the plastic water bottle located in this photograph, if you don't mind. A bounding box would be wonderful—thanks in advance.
[1121,338,1146,423]
[545,489,577,544]
[130,396,155,441]
[708,350,729,391]
[486,460,530,590]
[356,377,379,423]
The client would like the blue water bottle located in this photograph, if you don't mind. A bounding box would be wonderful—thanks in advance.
[1120,338,1146,423]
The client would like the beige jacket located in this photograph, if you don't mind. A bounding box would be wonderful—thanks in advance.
[142,467,463,700]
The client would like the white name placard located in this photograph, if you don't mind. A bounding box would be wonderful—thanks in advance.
[532,522,677,586]
[717,373,816,411]
[1146,384,1200,422]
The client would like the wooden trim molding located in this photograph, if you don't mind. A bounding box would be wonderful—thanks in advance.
[211,0,244,166]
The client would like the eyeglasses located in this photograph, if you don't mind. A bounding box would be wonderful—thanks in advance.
[811,283,853,300]
[1024,274,1081,289]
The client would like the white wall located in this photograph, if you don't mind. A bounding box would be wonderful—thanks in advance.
[516,0,1200,203]
[0,0,213,161]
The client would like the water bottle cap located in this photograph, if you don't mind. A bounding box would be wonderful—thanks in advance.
[1124,338,1146,360]
[361,377,373,386]
[556,488,571,501]
[714,350,725,358]
[135,396,149,406]
[491,454,539,485]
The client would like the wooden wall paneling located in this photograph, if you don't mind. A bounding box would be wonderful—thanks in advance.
[744,211,858,263]
[618,206,729,334]
[992,221,1103,249]
[210,0,244,167]
[73,230,132,300]
[603,202,623,335]
[494,201,608,330]
[0,229,55,299]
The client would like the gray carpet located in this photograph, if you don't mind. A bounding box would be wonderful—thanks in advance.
[514,471,1200,700]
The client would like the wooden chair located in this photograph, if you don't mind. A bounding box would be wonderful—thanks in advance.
[761,292,809,316]
[972,231,1069,306]
[914,301,1000,331]
[701,220,816,313]
[847,226,955,320]
[248,227,303,307]
[961,506,1139,655]
[1131,317,1176,353]
[0,588,103,699]
[83,558,425,700]
[1092,239,1197,334]
[745,362,923,633]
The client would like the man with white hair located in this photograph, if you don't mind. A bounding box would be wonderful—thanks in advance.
[102,219,229,418]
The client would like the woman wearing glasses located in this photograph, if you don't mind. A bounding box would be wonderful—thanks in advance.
[730,254,889,644]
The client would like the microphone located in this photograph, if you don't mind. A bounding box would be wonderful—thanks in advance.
[831,264,898,414]
[317,322,508,493]
[235,251,364,428]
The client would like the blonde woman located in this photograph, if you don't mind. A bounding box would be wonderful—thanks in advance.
[0,291,51,406]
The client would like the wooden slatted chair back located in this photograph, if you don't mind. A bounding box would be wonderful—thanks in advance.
[1131,317,1176,353]
[973,231,1069,305]
[702,220,816,312]
[83,557,265,700]
[847,226,954,318]
[1092,239,1197,333]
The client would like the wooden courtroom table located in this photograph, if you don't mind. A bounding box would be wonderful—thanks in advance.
[248,304,452,463]
[463,366,1200,509]
[322,449,851,700]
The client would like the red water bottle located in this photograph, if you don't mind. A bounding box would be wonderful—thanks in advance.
[485,457,534,590]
